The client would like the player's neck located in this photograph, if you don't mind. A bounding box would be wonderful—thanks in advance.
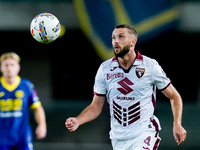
[3,76,17,85]
[118,50,136,70]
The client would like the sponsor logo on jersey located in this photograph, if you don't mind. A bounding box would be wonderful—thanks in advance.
[0,99,23,112]
[116,96,135,100]
[117,77,134,95]
[106,73,124,80]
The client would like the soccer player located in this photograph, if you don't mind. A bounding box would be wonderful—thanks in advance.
[0,52,47,150]
[65,24,186,149]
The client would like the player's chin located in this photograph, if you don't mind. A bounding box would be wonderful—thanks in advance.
[114,50,121,56]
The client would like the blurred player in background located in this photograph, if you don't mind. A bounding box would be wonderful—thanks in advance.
[65,24,186,149]
[0,52,46,150]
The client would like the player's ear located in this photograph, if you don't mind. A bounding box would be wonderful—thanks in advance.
[133,38,137,44]
[131,38,137,47]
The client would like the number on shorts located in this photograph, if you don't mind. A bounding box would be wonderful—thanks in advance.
[144,136,151,146]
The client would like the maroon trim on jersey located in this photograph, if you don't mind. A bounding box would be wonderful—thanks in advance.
[114,113,122,124]
[135,50,143,60]
[153,138,161,150]
[128,106,140,115]
[128,115,140,125]
[151,118,159,137]
[113,105,122,115]
[113,100,122,109]
[128,101,140,110]
[152,94,156,109]
[128,111,140,120]
[112,56,117,62]
[159,81,171,91]
[113,100,140,127]
[93,92,106,97]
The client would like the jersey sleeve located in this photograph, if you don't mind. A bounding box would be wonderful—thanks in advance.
[27,82,41,110]
[152,61,171,91]
[93,64,107,96]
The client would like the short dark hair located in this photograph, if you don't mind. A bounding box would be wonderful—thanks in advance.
[115,24,138,38]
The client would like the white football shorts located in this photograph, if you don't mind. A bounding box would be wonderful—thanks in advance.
[111,130,161,150]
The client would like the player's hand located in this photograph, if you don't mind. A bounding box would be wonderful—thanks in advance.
[173,122,187,145]
[65,117,80,132]
[35,124,47,139]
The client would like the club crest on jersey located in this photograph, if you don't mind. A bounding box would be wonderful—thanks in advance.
[135,67,145,78]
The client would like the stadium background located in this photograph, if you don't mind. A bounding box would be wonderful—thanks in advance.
[0,0,200,149]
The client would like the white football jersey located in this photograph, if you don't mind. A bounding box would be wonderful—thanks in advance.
[94,51,171,140]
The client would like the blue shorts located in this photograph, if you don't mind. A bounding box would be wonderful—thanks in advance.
[0,142,33,150]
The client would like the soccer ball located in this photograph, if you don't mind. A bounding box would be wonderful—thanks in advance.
[30,13,61,43]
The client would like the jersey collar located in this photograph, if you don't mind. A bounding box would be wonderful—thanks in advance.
[110,50,143,67]
[0,76,21,92]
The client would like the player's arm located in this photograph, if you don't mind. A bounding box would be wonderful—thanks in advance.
[162,84,187,145]
[33,106,47,139]
[65,95,106,132]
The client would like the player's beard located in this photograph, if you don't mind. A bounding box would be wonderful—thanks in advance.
[113,43,131,58]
